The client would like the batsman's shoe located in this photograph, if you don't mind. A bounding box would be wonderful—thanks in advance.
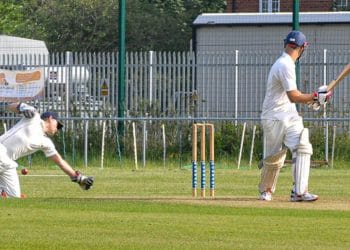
[259,191,272,201]
[290,190,318,202]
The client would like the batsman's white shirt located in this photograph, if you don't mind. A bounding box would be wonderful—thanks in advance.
[261,52,299,121]
[0,113,57,161]
[260,52,304,157]
[259,52,313,195]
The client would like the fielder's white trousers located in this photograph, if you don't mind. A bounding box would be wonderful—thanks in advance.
[0,143,21,198]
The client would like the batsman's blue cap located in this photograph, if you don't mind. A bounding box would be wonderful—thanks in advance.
[284,30,308,47]
[41,111,64,130]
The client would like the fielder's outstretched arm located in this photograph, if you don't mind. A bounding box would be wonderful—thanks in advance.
[49,153,77,177]
[6,102,36,118]
[49,153,94,190]
[6,102,21,113]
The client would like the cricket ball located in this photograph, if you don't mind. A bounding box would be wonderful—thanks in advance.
[21,168,29,175]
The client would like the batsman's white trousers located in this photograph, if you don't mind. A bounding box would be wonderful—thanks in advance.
[262,116,304,158]
[0,143,21,198]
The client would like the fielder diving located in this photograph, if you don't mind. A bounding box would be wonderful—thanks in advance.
[0,102,94,198]
[259,30,332,202]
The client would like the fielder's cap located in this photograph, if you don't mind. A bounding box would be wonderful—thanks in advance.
[40,111,64,130]
[284,30,308,47]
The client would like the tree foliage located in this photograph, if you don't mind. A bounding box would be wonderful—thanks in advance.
[20,0,119,51]
[0,0,28,35]
[1,0,226,51]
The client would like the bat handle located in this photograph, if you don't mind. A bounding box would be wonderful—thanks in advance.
[327,80,336,92]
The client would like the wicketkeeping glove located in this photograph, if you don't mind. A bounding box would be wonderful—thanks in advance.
[17,103,37,118]
[71,171,94,190]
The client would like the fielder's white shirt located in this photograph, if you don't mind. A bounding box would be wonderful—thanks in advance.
[0,113,58,160]
[261,52,299,120]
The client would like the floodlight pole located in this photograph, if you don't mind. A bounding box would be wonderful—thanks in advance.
[118,0,126,152]
[293,0,300,87]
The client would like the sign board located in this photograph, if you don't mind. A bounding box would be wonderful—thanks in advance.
[101,79,109,96]
[0,68,44,102]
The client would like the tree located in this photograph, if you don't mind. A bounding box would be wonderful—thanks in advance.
[21,0,119,51]
[0,1,28,35]
[4,0,226,51]
[136,0,226,50]
[127,0,190,51]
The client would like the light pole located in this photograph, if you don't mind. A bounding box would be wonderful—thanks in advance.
[118,0,126,152]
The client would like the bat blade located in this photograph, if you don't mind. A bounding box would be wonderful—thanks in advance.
[327,64,350,91]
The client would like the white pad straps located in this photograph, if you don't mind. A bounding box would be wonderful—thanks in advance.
[294,128,313,195]
[258,148,287,193]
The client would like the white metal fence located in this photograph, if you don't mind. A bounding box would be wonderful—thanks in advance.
[1,50,350,165]
[1,50,350,123]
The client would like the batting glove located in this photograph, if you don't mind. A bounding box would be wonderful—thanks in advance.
[17,103,36,118]
[308,101,321,111]
[71,171,94,190]
[313,85,332,105]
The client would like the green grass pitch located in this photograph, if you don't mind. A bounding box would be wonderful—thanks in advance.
[1,166,350,249]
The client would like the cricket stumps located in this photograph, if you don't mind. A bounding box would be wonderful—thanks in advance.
[192,123,215,198]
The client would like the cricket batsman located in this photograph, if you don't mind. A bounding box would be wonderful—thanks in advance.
[259,30,332,202]
[0,102,94,198]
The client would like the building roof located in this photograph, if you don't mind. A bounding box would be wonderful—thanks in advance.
[193,12,350,26]
[0,35,48,55]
